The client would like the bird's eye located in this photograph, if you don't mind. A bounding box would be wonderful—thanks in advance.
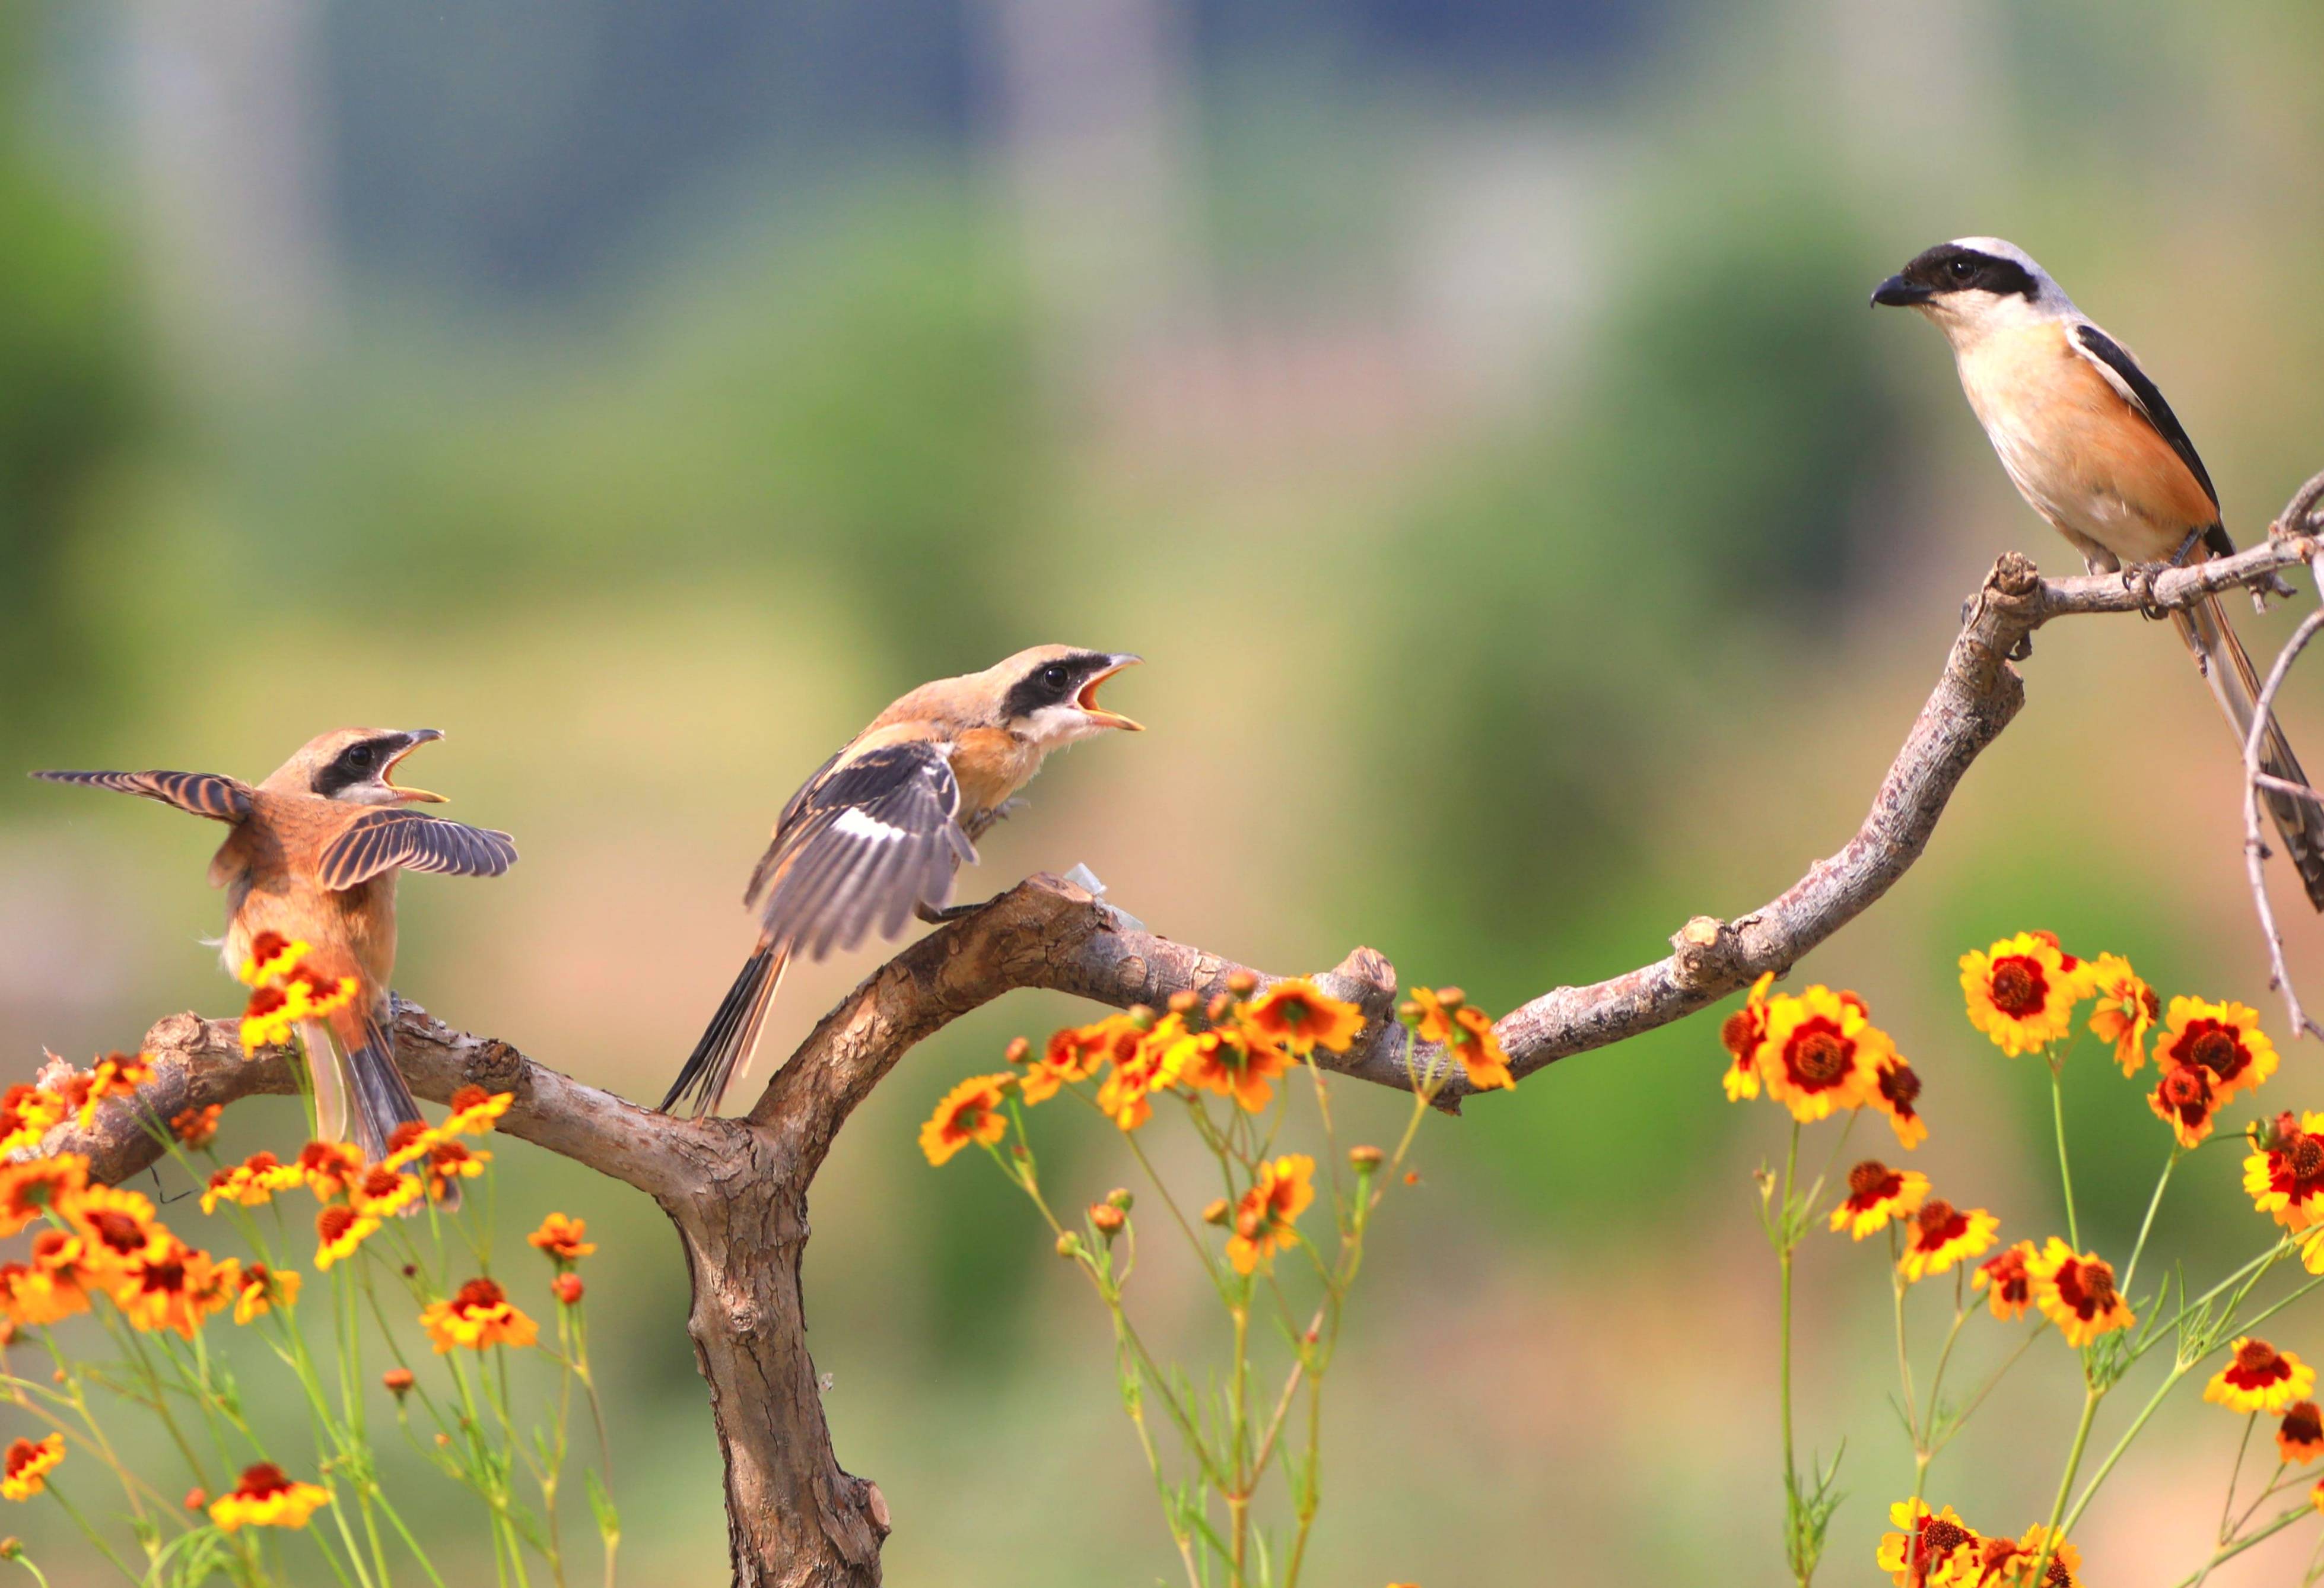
[1041,665,1070,691]
[1948,257,1977,282]
[345,746,374,768]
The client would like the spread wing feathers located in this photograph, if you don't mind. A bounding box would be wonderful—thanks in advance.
[31,769,253,823]
[748,741,974,961]
[2071,323,2233,555]
[316,810,520,892]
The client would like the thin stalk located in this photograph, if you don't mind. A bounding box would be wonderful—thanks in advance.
[2049,1060,2080,1250]
[2029,1388,2103,1586]
[2120,1146,2182,1300]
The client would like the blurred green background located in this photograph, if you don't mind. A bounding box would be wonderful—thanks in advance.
[7,1,2324,1581]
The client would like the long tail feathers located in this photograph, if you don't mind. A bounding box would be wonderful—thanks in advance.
[316,1005,442,1211]
[660,945,788,1117]
[296,1020,351,1146]
[2176,593,2324,911]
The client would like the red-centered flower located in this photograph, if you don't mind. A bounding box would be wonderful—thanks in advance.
[237,932,305,986]
[1897,1198,1999,1283]
[2206,1337,2316,1415]
[2247,1110,2324,1231]
[234,1263,298,1325]
[209,1462,330,1531]
[1241,980,1365,1056]
[1960,933,2081,1056]
[66,1182,164,1276]
[240,984,300,1055]
[2086,953,2159,1075]
[918,1074,1013,1165]
[114,1240,234,1338]
[1875,1500,1978,1587]
[0,1154,88,1237]
[1830,1160,1929,1240]
[2150,1062,2221,1148]
[2154,997,2277,1106]
[1019,1016,1137,1104]
[1719,973,1778,1101]
[0,1085,62,1155]
[1225,1155,1315,1275]
[2280,1400,2324,1465]
[351,1165,422,1220]
[526,1214,595,1264]
[1760,986,1884,1121]
[1,1230,92,1326]
[1095,1015,1181,1131]
[297,1140,367,1199]
[419,1276,538,1352]
[2028,1239,2134,1346]
[170,1104,222,1149]
[77,1052,154,1126]
[421,1137,488,1201]
[1,1434,63,1501]
[314,1205,380,1271]
[1870,1056,1928,1151]
[1172,1025,1291,1114]
[442,1086,512,1136]
[1974,1240,2037,1322]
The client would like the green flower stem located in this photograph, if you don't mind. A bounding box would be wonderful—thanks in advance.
[2120,1145,2183,1301]
[2028,1386,2104,1587]
[2049,1060,2080,1251]
[2173,1501,2316,1586]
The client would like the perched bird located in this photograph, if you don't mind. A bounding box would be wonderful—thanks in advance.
[1873,237,2324,908]
[35,729,518,1158]
[661,645,1143,1117]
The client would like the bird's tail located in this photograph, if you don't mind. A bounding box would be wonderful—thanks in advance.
[2174,592,2324,910]
[660,944,788,1117]
[304,1003,441,1208]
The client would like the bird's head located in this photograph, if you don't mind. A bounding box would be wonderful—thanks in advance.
[273,728,450,805]
[989,646,1144,747]
[1871,237,2064,342]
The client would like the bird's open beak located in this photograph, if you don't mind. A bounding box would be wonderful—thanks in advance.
[384,729,449,802]
[1077,655,1144,732]
[1870,274,1932,309]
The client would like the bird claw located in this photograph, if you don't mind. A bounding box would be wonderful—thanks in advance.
[2121,563,2172,621]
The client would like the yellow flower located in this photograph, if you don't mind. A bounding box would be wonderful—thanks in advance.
[113,1241,235,1338]
[1718,973,1777,1102]
[1897,1198,1999,1282]
[0,1154,88,1237]
[313,1205,380,1271]
[419,1276,538,1352]
[419,1138,488,1202]
[202,1151,301,1214]
[209,1463,330,1531]
[239,985,300,1055]
[2206,1338,2316,1415]
[1226,1155,1315,1275]
[237,932,309,986]
[234,1263,298,1325]
[1974,1241,2037,1323]
[0,1085,62,1155]
[526,1213,596,1264]
[76,1052,154,1128]
[1241,980,1365,1055]
[295,1140,367,1199]
[2244,1111,2324,1231]
[1960,933,2080,1056]
[64,1181,164,1278]
[2027,1238,2133,1347]
[1829,1160,1929,1240]
[351,1165,423,1220]
[441,1085,512,1136]
[1,1435,63,1501]
[1868,1055,1928,1151]
[918,1073,1013,1165]
[2014,1525,2081,1586]
[2085,953,2158,1075]
[1760,986,1884,1122]
[1875,1500,1978,1587]
[2153,996,2276,1107]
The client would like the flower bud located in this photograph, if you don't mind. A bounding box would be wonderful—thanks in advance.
[1402,1170,1420,1187]
[0,1538,19,1561]
[383,1368,415,1397]
[1201,1198,1232,1226]
[1056,1232,1082,1259]
[1004,1036,1032,1065]
[1128,1004,1158,1032]
[1226,969,1258,998]
[1349,1145,1384,1170]
[1435,986,1465,1011]
[1397,1001,1422,1023]
[1168,989,1199,1015]
[435,1433,452,1447]
[1089,1203,1125,1237]
[1105,1187,1133,1211]
[185,1488,208,1511]
[554,1273,584,1307]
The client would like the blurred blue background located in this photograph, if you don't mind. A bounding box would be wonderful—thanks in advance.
[6,1,2324,1581]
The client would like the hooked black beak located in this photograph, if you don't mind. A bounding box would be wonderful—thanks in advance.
[384,729,447,803]
[1870,274,1933,309]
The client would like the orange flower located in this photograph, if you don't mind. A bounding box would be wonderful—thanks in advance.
[0,1085,62,1155]
[2206,1338,2315,1415]
[2152,997,2277,1106]
[170,1104,222,1149]
[1897,1198,1999,1282]
[441,1086,511,1136]
[918,1073,1014,1165]
[1019,1017,1137,1104]
[1719,973,1778,1101]
[282,963,357,1021]
[2279,1401,2324,1465]
[313,1205,380,1271]
[1225,1154,1314,1275]
[382,1119,435,1168]
[2245,1111,2324,1231]
[202,1151,302,1214]
[1241,980,1364,1056]
[1960,933,2081,1056]
[527,1214,596,1264]
[0,1434,62,1501]
[1875,1500,1978,1587]
[237,932,307,986]
[66,1182,164,1275]
[0,1230,94,1327]
[419,1276,538,1352]
[2013,1526,2080,1586]
[2028,1238,2133,1346]
[0,1154,88,1237]
[1760,986,1884,1121]
[113,1240,235,1337]
[233,1263,298,1325]
[209,1462,330,1531]
[2150,1062,2222,1149]
[1974,1241,2037,1323]
[1409,989,1515,1091]
[351,1165,422,1220]
[239,985,299,1055]
[2085,954,2158,1075]
[77,1052,154,1127]
[1172,1025,1291,1114]
[1829,1160,1929,1240]
[420,1138,488,1201]
[296,1140,367,1198]
[1095,1017,1181,1132]
[1869,1056,1928,1151]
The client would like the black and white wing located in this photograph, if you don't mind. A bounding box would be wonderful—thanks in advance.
[2071,322,2231,552]
[31,769,253,823]
[317,809,520,891]
[747,741,974,960]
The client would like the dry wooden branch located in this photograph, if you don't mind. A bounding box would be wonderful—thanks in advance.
[36,497,2324,1586]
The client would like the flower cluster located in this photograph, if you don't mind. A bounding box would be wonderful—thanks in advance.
[234,932,360,1055]
[1877,1500,2080,1587]
[1721,976,1926,1148]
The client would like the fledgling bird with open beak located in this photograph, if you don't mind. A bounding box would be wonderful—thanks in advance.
[1873,237,2324,909]
[660,644,1143,1117]
[34,729,519,1161]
